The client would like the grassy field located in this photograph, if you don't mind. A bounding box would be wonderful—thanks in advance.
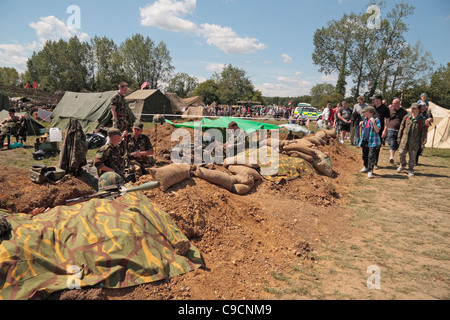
[262,143,450,300]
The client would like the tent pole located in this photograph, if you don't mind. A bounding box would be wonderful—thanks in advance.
[431,126,437,155]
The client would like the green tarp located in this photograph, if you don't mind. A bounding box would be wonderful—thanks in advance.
[166,116,280,133]
[0,192,205,300]
[50,91,136,133]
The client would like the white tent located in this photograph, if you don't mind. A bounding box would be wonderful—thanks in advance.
[425,115,450,149]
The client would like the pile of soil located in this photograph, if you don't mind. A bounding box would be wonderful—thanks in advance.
[0,124,361,300]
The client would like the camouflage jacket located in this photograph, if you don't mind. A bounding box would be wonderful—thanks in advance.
[126,134,153,155]
[1,116,20,133]
[398,113,427,151]
[111,93,128,117]
[94,142,125,173]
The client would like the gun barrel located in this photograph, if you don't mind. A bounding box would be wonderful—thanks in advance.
[123,181,160,193]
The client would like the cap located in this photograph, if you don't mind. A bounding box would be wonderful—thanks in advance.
[371,94,382,100]
[420,93,428,98]
[133,121,144,130]
[108,128,122,137]
[417,101,427,106]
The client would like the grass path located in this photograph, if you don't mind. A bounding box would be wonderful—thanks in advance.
[267,144,450,300]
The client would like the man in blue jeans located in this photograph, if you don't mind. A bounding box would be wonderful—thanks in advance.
[386,98,407,164]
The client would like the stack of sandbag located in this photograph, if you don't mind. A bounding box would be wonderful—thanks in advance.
[193,166,257,195]
[228,165,262,195]
[148,163,193,191]
[280,130,336,177]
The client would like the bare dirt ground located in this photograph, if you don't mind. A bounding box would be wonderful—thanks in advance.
[1,124,448,300]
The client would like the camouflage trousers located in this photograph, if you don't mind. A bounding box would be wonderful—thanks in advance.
[113,118,131,132]
[128,157,156,177]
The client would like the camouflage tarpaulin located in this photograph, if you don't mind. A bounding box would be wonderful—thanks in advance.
[241,147,315,183]
[0,193,205,300]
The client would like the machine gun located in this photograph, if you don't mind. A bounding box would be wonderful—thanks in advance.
[66,181,160,204]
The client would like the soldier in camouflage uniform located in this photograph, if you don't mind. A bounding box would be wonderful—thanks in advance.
[122,121,154,177]
[0,108,24,148]
[111,82,132,132]
[225,121,249,157]
[94,128,126,177]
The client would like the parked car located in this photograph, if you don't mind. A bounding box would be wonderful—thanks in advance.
[294,104,322,121]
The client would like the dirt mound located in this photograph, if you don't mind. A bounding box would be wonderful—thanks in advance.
[0,166,95,214]
[1,125,361,300]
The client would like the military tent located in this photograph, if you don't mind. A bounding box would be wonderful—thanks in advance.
[182,106,209,118]
[182,96,205,108]
[164,92,187,114]
[425,115,450,149]
[0,92,11,112]
[124,89,171,122]
[50,91,135,133]
[0,110,44,136]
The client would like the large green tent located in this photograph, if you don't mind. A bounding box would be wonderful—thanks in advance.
[166,116,280,133]
[0,92,11,112]
[125,89,172,122]
[50,91,136,133]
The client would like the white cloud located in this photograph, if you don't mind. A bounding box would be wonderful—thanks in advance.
[0,16,90,72]
[29,16,89,43]
[281,53,293,64]
[205,62,226,73]
[199,23,266,54]
[139,0,197,33]
[255,73,312,97]
[139,0,265,55]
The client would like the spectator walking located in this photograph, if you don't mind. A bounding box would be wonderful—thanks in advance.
[358,106,381,179]
[371,94,390,169]
[351,96,366,146]
[397,103,428,177]
[337,101,352,144]
[386,98,407,165]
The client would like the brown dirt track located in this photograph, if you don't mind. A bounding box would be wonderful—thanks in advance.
[0,124,366,300]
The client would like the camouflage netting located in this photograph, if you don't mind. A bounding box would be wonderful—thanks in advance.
[0,193,205,300]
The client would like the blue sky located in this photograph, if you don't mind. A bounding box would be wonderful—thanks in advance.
[0,0,449,97]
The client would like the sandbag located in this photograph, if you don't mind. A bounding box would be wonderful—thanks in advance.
[232,179,255,195]
[282,142,317,156]
[227,165,262,181]
[313,150,333,177]
[223,155,260,169]
[304,135,324,146]
[315,131,328,142]
[286,151,315,163]
[230,174,254,185]
[194,167,233,191]
[323,129,337,139]
[149,163,192,191]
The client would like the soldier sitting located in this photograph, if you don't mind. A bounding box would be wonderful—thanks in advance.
[0,108,25,149]
[94,128,126,178]
[122,121,154,177]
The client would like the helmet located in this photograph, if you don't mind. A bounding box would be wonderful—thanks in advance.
[153,114,165,124]
[98,172,124,191]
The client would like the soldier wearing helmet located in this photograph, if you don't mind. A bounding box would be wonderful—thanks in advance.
[121,121,154,177]
[94,128,127,176]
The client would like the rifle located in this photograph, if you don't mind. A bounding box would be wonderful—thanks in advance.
[109,161,131,183]
[66,181,160,204]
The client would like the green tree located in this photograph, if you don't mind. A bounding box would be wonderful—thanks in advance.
[0,67,19,86]
[167,72,198,98]
[214,64,255,105]
[429,63,450,108]
[310,83,335,107]
[193,79,219,105]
